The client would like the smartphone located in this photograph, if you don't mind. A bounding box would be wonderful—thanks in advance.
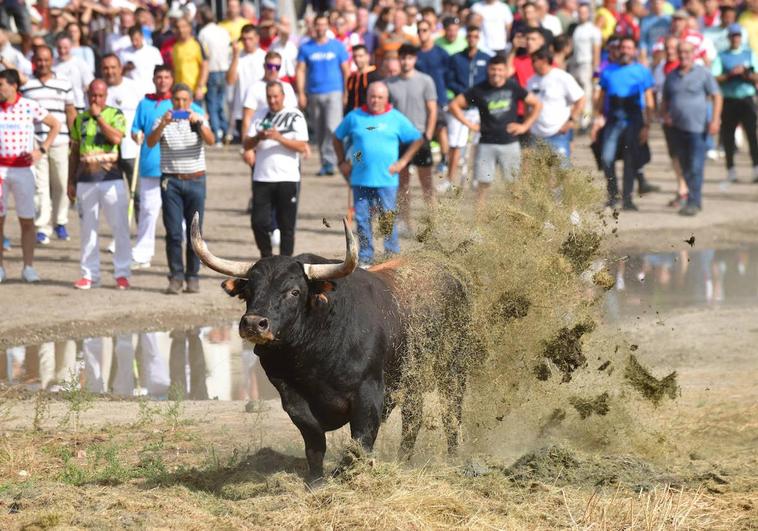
[172,110,190,120]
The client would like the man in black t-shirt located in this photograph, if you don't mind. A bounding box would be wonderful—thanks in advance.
[449,55,542,206]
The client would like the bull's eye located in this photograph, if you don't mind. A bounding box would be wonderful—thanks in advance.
[289,289,300,297]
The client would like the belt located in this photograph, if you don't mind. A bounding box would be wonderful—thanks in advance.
[164,171,206,180]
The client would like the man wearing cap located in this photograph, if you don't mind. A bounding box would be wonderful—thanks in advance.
[662,41,722,216]
[435,16,466,55]
[713,24,758,182]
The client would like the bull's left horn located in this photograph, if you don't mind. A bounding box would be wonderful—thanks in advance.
[303,218,358,280]
[190,212,254,278]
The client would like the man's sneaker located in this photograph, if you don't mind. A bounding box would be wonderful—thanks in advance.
[622,200,639,212]
[107,240,115,254]
[436,180,452,194]
[21,265,41,283]
[73,278,95,289]
[727,167,738,183]
[165,277,183,295]
[36,232,50,245]
[358,261,372,270]
[2,237,10,251]
[706,149,719,161]
[436,161,448,177]
[115,277,130,290]
[54,224,70,241]
[0,266,5,283]
[223,133,233,146]
[678,204,700,216]
[270,228,281,247]
[184,277,200,293]
[637,181,661,195]
[130,260,151,270]
[317,163,335,176]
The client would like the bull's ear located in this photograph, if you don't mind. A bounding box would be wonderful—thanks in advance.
[308,280,335,307]
[221,278,248,298]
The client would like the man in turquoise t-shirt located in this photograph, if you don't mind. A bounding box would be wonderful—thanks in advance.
[333,82,423,266]
[712,25,758,182]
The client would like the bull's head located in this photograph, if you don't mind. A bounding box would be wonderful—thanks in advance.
[190,213,358,345]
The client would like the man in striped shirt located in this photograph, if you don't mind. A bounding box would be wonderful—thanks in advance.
[146,83,214,295]
[21,45,76,244]
[0,69,61,284]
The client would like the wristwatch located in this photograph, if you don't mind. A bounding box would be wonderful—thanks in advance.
[39,146,47,154]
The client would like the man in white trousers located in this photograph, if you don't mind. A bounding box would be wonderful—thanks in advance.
[68,79,131,290]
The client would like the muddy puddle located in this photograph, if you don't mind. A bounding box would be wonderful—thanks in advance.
[1,323,279,401]
[4,246,756,400]
[607,246,758,320]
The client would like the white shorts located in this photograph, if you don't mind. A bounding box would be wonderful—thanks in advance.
[0,166,36,219]
[447,109,480,148]
[475,142,521,184]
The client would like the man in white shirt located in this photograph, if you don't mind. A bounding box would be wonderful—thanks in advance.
[106,10,137,56]
[0,27,32,78]
[242,81,308,257]
[226,24,266,143]
[197,5,231,144]
[241,50,297,160]
[119,27,163,95]
[53,33,94,112]
[569,2,601,129]
[527,47,584,159]
[471,0,513,55]
[103,54,143,219]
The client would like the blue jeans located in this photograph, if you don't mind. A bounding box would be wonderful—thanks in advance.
[205,72,228,141]
[670,128,707,208]
[352,185,399,263]
[601,116,642,202]
[161,175,206,280]
[543,130,573,160]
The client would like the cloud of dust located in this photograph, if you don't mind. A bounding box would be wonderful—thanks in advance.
[387,146,676,464]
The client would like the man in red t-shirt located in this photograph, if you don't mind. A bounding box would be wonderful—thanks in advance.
[0,69,60,283]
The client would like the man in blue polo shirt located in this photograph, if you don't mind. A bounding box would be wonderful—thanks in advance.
[333,82,423,266]
[130,65,203,268]
[713,24,758,183]
[296,14,350,176]
[592,37,655,211]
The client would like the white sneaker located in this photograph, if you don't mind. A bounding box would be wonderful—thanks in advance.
[107,240,116,254]
[21,265,41,283]
[130,260,151,270]
[0,266,5,283]
[270,229,281,247]
[706,149,719,161]
[727,167,738,183]
[436,180,452,194]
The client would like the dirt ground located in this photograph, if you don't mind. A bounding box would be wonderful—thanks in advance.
[1,132,757,528]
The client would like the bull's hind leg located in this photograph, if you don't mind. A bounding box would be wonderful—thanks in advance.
[439,373,464,456]
[399,384,423,459]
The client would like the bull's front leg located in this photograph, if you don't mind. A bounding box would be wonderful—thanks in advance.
[270,378,327,485]
[348,377,384,450]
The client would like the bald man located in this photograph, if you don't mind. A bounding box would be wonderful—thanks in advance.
[69,80,131,290]
[333,81,424,266]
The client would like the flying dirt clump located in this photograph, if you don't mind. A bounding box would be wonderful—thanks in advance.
[569,392,610,419]
[560,230,602,272]
[625,355,679,406]
[542,322,596,382]
[592,269,615,290]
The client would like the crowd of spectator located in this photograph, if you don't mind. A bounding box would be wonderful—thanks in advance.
[2,0,758,281]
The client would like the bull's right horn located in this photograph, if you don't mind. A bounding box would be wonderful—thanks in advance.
[190,212,253,278]
[302,217,358,280]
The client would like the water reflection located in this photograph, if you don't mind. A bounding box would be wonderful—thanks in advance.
[2,325,278,402]
[607,247,758,320]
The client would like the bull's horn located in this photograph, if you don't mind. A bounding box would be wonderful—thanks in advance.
[302,218,358,280]
[190,212,254,278]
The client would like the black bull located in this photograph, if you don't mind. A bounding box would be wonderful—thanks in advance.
[191,214,482,483]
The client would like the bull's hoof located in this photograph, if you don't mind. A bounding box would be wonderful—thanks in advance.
[306,475,325,489]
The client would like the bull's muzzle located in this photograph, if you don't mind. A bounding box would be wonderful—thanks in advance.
[240,314,275,344]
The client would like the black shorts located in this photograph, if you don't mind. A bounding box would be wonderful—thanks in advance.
[401,140,434,168]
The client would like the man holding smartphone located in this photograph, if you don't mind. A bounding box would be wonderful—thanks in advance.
[146,83,214,294]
